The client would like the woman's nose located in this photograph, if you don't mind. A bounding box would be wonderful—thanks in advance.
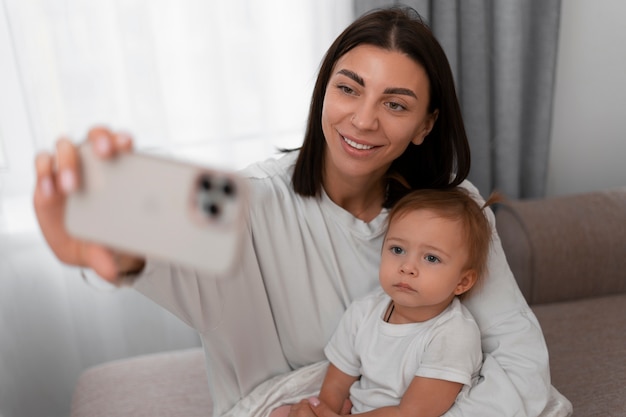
[351,102,379,131]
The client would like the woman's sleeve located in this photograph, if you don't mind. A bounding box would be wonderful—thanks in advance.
[448,181,551,417]
[131,258,217,332]
[131,233,292,416]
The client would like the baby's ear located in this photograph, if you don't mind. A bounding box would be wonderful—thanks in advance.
[454,269,477,296]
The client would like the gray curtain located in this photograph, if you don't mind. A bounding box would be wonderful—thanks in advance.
[354,0,561,199]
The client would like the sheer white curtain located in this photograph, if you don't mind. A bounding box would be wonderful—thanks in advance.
[0,1,352,417]
[0,0,352,221]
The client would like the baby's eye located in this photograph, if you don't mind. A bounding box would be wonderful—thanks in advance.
[425,254,440,263]
[390,246,405,255]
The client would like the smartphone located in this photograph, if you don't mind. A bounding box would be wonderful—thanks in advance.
[65,142,248,274]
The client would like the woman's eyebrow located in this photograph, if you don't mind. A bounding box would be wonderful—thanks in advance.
[337,69,364,86]
[336,69,417,98]
[383,87,417,98]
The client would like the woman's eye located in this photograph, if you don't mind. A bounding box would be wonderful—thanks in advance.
[386,101,406,111]
[425,254,440,263]
[339,85,355,95]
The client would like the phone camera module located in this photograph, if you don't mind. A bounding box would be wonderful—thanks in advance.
[195,173,237,222]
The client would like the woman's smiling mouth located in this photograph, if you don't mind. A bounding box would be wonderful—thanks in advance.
[343,136,375,150]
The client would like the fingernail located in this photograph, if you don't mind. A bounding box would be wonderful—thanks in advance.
[95,134,111,154]
[308,397,320,407]
[60,169,76,193]
[40,176,54,198]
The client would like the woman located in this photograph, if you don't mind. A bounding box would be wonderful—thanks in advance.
[33,7,552,417]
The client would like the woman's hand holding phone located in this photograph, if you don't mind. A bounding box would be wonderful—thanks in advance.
[33,127,145,284]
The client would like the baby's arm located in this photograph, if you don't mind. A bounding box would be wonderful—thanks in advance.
[308,376,462,417]
[356,376,462,417]
[318,363,359,413]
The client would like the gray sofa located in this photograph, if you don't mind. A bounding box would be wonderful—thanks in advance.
[70,187,626,417]
[496,187,626,416]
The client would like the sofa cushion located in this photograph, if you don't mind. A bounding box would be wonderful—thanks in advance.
[532,293,626,417]
[496,187,626,304]
[70,348,210,417]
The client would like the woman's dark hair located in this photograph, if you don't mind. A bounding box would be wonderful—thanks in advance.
[291,6,471,208]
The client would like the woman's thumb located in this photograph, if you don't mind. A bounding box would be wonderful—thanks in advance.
[307,397,337,417]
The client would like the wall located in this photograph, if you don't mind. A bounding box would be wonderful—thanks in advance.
[546,0,626,196]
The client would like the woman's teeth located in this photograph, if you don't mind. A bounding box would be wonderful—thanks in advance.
[343,136,374,150]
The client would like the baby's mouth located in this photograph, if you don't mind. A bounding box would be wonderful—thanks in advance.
[394,283,415,292]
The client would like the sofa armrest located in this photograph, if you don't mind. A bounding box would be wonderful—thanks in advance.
[70,348,211,417]
[495,187,626,305]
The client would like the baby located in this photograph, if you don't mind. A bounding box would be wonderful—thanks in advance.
[285,187,497,417]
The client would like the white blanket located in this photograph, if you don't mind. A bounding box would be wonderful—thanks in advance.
[223,361,329,417]
[222,360,572,417]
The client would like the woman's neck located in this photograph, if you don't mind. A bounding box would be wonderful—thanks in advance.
[323,175,386,222]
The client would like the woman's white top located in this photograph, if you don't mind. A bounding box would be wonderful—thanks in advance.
[134,151,550,417]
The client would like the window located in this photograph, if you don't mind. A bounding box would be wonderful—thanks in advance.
[0,0,353,232]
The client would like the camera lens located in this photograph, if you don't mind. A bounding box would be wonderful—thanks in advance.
[203,202,220,217]
[222,180,235,197]
[199,176,212,190]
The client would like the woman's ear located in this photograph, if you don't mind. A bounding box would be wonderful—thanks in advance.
[454,269,477,296]
[411,109,439,145]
